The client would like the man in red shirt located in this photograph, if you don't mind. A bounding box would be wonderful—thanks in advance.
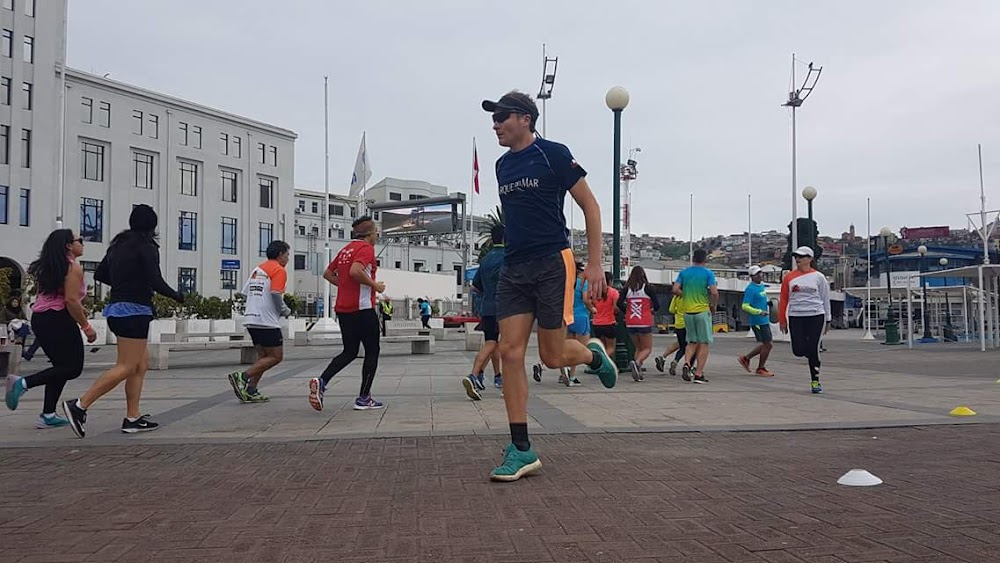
[308,216,386,411]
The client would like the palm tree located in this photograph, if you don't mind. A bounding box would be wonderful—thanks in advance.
[477,205,504,262]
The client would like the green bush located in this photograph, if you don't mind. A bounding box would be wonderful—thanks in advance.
[0,267,12,305]
[283,293,301,315]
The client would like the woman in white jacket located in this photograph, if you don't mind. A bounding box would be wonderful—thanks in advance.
[778,247,831,394]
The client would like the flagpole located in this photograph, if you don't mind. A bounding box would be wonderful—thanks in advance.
[322,75,332,321]
[471,137,476,234]
[360,131,367,216]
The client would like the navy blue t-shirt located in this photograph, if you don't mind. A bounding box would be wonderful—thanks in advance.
[495,138,586,264]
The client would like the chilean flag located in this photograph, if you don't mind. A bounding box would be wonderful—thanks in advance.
[473,138,480,194]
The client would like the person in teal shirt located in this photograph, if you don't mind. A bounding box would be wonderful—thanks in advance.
[738,266,774,376]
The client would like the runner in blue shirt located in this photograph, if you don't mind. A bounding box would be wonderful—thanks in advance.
[738,266,774,377]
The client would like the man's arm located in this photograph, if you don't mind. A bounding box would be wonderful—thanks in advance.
[350,261,385,293]
[569,178,607,300]
[709,285,719,311]
[323,268,338,287]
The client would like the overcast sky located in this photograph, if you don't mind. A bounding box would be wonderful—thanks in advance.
[68,1,1000,241]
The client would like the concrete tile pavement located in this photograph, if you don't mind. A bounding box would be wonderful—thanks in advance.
[2,330,999,445]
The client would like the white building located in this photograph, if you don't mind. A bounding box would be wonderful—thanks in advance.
[291,179,491,311]
[0,0,297,299]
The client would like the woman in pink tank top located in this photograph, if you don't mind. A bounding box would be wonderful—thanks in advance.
[4,230,96,428]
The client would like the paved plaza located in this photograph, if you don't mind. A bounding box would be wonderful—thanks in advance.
[2,330,999,562]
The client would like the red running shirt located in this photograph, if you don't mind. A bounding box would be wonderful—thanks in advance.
[329,240,377,314]
[592,287,619,326]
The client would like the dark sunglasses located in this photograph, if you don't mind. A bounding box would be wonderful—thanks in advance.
[73,237,84,244]
[492,110,527,124]
[793,254,808,259]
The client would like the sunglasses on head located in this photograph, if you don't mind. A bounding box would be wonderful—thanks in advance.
[492,110,527,124]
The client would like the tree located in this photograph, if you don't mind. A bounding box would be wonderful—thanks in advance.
[477,205,504,262]
[0,267,11,306]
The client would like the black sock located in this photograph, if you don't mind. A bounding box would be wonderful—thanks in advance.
[246,384,258,394]
[510,423,530,451]
[588,350,603,369]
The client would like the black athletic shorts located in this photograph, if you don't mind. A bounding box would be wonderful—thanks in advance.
[477,315,500,342]
[107,315,153,339]
[247,327,283,348]
[591,324,616,339]
[496,249,574,330]
[752,324,773,343]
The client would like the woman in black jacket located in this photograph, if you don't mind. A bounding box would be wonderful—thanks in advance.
[61,205,183,438]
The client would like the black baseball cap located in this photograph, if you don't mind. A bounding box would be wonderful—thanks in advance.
[481,94,538,119]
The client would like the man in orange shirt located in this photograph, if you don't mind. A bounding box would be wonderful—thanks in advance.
[228,240,291,403]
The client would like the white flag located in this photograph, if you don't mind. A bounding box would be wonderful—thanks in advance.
[349,132,372,197]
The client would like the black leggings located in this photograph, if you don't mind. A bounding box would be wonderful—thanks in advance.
[673,328,687,362]
[789,314,825,381]
[320,309,380,397]
[24,309,84,414]
[420,315,431,329]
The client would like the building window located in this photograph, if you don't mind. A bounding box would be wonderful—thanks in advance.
[389,192,402,201]
[337,228,345,239]
[454,265,463,286]
[18,187,28,226]
[0,125,8,165]
[82,142,104,181]
[221,169,238,202]
[133,151,154,189]
[2,30,11,58]
[258,222,273,257]
[232,136,241,159]
[221,217,238,255]
[132,110,143,135]
[297,199,305,212]
[20,129,30,168]
[98,102,110,127]
[330,204,344,217]
[192,125,202,149]
[394,261,401,269]
[178,211,197,251]
[0,186,7,224]
[178,122,188,146]
[257,142,265,163]
[0,77,9,105]
[220,132,229,155]
[294,254,306,270]
[436,263,443,272]
[220,269,238,290]
[22,36,32,63]
[81,96,93,123]
[295,225,305,236]
[311,201,318,214]
[80,198,103,242]
[268,145,277,166]
[414,262,425,272]
[259,176,274,209]
[147,114,159,139]
[24,0,33,17]
[179,161,198,196]
[20,82,29,110]
[178,268,197,295]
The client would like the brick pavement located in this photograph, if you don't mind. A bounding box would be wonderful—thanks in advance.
[2,423,999,562]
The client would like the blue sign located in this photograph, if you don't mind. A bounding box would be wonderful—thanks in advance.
[221,259,241,271]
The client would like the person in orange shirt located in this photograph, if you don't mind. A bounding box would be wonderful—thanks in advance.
[590,272,620,356]
[228,240,291,403]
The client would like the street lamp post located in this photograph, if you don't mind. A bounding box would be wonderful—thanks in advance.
[918,245,937,343]
[782,56,823,252]
[606,86,629,281]
[802,185,817,251]
[880,227,901,345]
[940,257,952,335]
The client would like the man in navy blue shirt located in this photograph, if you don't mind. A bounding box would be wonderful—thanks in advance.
[481,90,617,482]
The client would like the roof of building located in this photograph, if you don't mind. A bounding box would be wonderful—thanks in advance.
[65,68,297,140]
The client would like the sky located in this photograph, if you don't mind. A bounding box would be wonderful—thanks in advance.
[68,0,1000,241]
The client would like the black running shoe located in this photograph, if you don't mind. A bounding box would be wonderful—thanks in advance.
[121,414,160,433]
[693,375,708,384]
[681,364,692,382]
[532,364,542,383]
[654,355,665,373]
[61,400,87,438]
